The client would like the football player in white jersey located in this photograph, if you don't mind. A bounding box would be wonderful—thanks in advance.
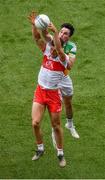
[42,23,80,142]
[28,12,71,167]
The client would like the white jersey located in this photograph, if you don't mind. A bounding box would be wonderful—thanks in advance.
[38,42,69,89]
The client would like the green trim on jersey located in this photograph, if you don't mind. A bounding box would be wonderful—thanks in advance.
[63,41,77,55]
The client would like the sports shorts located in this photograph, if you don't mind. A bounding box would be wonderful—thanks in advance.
[58,75,73,96]
[33,84,62,113]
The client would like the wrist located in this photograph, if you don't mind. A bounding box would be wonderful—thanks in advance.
[53,29,58,34]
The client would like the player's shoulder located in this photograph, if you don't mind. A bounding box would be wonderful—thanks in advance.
[64,41,77,55]
[66,41,77,49]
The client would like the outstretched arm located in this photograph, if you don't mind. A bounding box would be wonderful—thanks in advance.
[28,12,46,51]
[42,29,53,42]
[48,23,76,69]
[48,23,68,62]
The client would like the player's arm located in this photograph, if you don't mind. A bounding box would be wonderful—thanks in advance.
[42,29,53,42]
[51,26,65,61]
[48,23,71,69]
[32,25,46,51]
[54,30,73,69]
[48,23,69,63]
[28,12,46,51]
[54,31,70,65]
[68,52,76,69]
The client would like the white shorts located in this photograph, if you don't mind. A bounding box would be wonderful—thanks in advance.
[58,75,73,96]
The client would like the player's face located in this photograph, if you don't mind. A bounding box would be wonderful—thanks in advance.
[59,27,70,43]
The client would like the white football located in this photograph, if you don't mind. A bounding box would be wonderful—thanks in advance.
[34,14,50,30]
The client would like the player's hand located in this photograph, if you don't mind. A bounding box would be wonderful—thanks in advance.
[48,22,58,33]
[28,11,38,25]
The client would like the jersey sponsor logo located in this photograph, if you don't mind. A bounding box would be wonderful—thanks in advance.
[45,60,53,69]
[42,55,65,71]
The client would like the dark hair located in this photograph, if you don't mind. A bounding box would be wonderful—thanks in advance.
[61,23,75,37]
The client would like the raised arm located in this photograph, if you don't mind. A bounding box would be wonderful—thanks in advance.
[28,12,46,51]
[48,23,68,63]
[42,29,53,42]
